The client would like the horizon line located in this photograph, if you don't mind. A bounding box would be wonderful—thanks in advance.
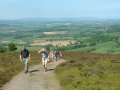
[0,17,120,21]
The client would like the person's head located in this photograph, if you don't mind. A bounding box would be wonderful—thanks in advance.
[22,46,26,51]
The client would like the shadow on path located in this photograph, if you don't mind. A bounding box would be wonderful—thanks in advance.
[47,68,54,71]
[29,70,39,73]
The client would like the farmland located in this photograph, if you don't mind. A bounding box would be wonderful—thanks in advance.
[0,19,120,53]
[31,39,75,46]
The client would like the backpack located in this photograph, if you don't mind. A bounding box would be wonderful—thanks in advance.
[42,51,48,58]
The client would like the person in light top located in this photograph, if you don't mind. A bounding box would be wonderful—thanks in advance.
[38,48,48,71]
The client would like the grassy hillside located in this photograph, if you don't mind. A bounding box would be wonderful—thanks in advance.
[55,52,120,90]
[69,41,120,54]
[0,51,41,89]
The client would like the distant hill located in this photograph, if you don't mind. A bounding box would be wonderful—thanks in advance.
[1,17,120,24]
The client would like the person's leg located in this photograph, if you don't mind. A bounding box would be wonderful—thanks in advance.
[53,54,55,60]
[23,58,26,71]
[42,58,46,71]
[52,54,54,61]
[44,58,48,71]
[24,58,29,73]
[55,56,58,61]
[23,58,27,73]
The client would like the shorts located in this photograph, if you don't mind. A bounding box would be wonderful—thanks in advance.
[42,57,48,64]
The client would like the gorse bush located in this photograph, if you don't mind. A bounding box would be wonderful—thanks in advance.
[55,52,120,90]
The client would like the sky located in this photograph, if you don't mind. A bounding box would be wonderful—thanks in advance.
[0,0,120,20]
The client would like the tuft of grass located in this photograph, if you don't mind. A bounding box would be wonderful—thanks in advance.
[55,52,120,90]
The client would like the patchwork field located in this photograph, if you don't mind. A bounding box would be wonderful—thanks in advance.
[31,39,75,46]
[43,31,67,35]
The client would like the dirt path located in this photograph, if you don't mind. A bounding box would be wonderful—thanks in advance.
[2,59,64,90]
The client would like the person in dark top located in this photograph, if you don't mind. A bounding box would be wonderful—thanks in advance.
[54,51,59,61]
[20,46,30,74]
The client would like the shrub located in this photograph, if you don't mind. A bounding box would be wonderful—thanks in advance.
[8,43,17,51]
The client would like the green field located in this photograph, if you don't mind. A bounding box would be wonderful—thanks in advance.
[69,41,120,54]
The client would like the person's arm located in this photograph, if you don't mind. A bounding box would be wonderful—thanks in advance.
[60,52,62,57]
[19,54,22,62]
[38,50,42,55]
[27,50,30,60]
[38,50,41,53]
[28,54,31,60]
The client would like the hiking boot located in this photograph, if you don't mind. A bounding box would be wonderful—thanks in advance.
[27,69,29,73]
[25,70,28,74]
[45,68,47,72]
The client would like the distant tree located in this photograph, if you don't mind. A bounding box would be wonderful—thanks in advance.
[8,43,17,51]
[113,36,120,48]
[73,35,77,40]
[69,41,73,45]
